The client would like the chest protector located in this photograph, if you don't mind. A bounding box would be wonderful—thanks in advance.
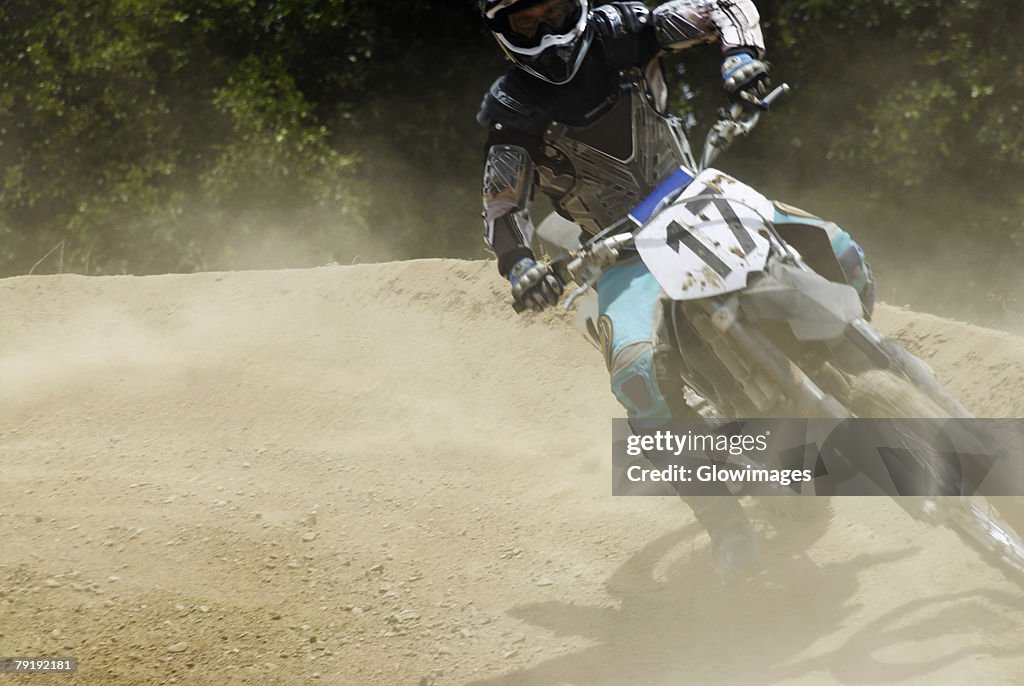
[539,68,696,236]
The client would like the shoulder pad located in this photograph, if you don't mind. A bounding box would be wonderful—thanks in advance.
[591,2,651,38]
[476,73,549,137]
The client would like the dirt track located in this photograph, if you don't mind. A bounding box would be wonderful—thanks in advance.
[2,259,1024,686]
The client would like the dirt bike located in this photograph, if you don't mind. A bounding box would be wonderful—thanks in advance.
[524,84,1024,584]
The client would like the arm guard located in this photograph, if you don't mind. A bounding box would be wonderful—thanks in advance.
[652,0,765,56]
[482,144,537,276]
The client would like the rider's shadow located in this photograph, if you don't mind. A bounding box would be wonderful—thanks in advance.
[467,522,1024,686]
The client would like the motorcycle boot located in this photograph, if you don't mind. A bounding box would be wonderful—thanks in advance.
[683,495,760,583]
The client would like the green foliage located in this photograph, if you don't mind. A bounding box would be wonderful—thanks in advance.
[752,0,1024,192]
[0,1,1020,282]
[0,0,377,275]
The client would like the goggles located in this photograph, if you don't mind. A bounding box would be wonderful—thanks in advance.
[488,0,583,48]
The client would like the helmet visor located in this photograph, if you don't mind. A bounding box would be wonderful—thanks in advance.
[489,0,583,48]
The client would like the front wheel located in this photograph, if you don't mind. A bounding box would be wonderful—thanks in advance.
[941,497,1024,585]
[848,368,1024,585]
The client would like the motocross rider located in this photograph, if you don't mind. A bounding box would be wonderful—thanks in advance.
[477,0,875,581]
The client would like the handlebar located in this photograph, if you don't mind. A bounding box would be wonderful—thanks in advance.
[700,83,790,171]
[511,233,633,313]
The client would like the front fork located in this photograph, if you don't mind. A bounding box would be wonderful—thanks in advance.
[689,297,852,419]
[684,291,972,421]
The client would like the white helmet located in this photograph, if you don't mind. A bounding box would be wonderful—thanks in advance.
[481,0,592,85]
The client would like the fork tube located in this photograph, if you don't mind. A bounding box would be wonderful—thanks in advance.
[704,301,852,419]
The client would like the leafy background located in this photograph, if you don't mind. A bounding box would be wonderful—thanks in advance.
[1,1,1021,326]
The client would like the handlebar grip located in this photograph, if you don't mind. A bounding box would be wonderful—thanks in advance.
[763,83,791,107]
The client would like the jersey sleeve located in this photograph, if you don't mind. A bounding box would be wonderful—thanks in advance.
[477,74,548,276]
[481,143,537,276]
[651,0,765,56]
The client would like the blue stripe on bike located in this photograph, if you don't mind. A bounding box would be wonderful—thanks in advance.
[628,167,695,226]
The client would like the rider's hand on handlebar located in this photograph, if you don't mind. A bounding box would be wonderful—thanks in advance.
[509,257,564,313]
[722,51,771,111]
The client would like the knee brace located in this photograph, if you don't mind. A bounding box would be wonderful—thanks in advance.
[610,343,668,421]
[609,339,693,421]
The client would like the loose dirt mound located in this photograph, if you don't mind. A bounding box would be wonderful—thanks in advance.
[2,259,1024,685]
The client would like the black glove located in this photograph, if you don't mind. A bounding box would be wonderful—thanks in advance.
[509,257,563,312]
[721,51,771,110]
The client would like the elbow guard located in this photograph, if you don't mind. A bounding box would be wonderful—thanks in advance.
[482,144,537,274]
